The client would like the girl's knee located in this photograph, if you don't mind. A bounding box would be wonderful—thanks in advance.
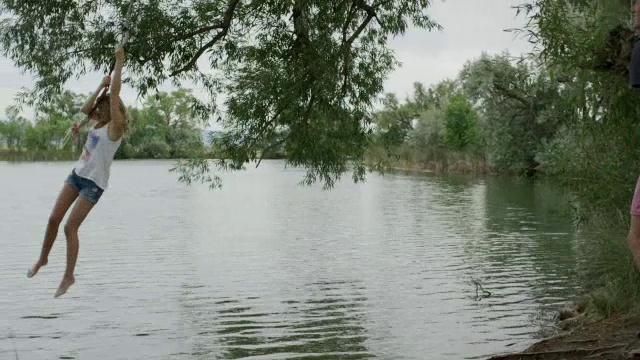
[48,215,63,228]
[63,222,79,236]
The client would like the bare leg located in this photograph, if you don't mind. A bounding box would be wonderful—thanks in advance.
[55,196,95,298]
[28,183,79,278]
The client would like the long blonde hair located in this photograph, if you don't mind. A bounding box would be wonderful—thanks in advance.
[94,93,129,134]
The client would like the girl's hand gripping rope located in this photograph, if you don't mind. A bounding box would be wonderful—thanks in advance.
[71,75,111,140]
[100,75,112,90]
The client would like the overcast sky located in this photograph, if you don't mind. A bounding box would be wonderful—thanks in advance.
[0,0,533,122]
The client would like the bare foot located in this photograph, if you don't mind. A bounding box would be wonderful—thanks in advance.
[54,275,75,298]
[27,259,48,278]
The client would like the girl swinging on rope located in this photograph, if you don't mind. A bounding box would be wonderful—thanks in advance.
[27,43,129,298]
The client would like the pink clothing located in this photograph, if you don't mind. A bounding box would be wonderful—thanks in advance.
[632,175,640,216]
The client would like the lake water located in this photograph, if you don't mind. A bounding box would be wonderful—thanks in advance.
[0,160,591,359]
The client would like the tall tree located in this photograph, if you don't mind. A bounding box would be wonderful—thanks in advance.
[512,0,640,210]
[0,0,441,189]
[459,52,563,173]
[121,89,206,158]
[34,90,86,149]
[1,105,28,150]
[443,92,478,151]
[372,93,415,149]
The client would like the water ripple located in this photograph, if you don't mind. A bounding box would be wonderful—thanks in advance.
[0,161,591,359]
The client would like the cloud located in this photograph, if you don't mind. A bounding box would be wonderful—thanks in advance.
[0,0,533,121]
[383,0,533,98]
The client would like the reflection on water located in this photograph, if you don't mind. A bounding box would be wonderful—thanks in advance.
[0,161,596,359]
[479,176,582,337]
[179,280,372,359]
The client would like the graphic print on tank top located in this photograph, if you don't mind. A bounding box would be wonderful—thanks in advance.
[80,130,100,163]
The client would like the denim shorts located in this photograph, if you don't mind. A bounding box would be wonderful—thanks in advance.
[65,170,104,204]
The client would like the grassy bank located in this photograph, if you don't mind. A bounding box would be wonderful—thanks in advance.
[0,149,80,162]
[0,148,215,162]
[0,148,288,163]
[487,312,640,359]
[365,145,493,176]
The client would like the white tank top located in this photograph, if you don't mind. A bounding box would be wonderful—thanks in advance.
[73,125,122,190]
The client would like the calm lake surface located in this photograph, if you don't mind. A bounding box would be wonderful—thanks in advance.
[0,160,593,359]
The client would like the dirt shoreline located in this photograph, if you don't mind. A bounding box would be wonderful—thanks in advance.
[486,313,640,360]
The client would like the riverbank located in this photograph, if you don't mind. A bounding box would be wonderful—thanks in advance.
[487,312,640,359]
[0,149,287,162]
[0,149,219,162]
[365,147,497,176]
[0,149,80,161]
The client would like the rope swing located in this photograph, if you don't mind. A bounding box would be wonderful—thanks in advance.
[61,1,136,148]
